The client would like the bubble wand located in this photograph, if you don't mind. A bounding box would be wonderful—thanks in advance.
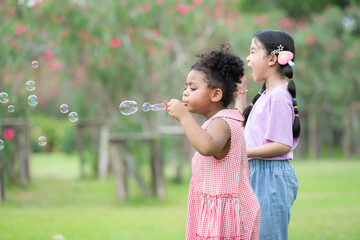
[142,102,168,112]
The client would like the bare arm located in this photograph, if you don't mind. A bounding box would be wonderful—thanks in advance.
[234,75,247,113]
[167,99,230,156]
[247,141,292,158]
[235,91,247,113]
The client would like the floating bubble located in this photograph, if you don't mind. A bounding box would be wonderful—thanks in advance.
[60,104,69,113]
[68,112,79,122]
[8,105,15,113]
[28,95,38,106]
[119,100,138,115]
[142,102,168,112]
[0,139,4,150]
[32,60,39,68]
[0,92,9,104]
[38,136,47,147]
[52,234,65,240]
[26,80,36,91]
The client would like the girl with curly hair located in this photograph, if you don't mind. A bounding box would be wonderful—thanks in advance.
[167,43,260,240]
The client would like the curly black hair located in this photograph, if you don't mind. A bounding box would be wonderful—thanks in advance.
[191,43,244,107]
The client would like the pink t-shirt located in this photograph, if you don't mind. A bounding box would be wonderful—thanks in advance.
[245,85,298,160]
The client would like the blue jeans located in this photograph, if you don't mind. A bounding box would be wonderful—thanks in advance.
[249,159,299,240]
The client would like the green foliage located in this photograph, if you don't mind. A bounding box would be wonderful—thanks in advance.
[30,114,75,152]
[238,0,358,18]
[1,1,360,156]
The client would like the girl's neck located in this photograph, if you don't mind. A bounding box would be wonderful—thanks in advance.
[204,105,226,119]
[264,75,288,94]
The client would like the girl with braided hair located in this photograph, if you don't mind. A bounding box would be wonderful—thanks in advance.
[167,43,260,240]
[235,30,300,240]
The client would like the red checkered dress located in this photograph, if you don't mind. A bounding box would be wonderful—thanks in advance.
[186,109,260,240]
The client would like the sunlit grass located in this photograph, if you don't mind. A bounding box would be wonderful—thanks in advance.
[0,154,359,239]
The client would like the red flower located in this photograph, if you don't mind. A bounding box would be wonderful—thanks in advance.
[61,29,69,37]
[156,0,164,6]
[80,32,91,41]
[50,60,62,71]
[5,7,17,18]
[15,26,25,35]
[278,17,295,29]
[177,5,190,14]
[344,49,355,59]
[43,49,53,59]
[254,14,269,26]
[27,32,34,39]
[139,4,151,13]
[4,128,15,141]
[193,0,203,4]
[147,45,157,56]
[110,39,122,48]
[11,39,17,47]
[305,34,316,46]
[93,37,101,45]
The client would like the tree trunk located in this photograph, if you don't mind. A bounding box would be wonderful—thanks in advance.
[18,125,27,186]
[308,107,319,159]
[352,103,360,156]
[98,123,110,180]
[76,126,86,178]
[0,158,5,202]
[120,144,150,198]
[150,139,165,199]
[344,104,352,159]
[109,143,127,202]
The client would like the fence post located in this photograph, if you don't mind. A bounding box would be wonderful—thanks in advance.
[98,123,110,180]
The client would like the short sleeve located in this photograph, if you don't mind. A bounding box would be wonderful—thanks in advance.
[265,100,293,147]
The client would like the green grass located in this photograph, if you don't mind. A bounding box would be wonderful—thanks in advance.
[0,154,360,240]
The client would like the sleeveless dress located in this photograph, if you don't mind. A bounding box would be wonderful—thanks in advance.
[186,109,261,240]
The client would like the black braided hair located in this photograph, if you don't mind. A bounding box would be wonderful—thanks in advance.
[243,30,300,138]
[191,43,244,108]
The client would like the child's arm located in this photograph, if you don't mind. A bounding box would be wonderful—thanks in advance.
[247,142,292,158]
[167,99,230,156]
[234,75,247,113]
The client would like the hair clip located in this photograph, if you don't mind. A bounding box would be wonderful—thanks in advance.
[271,44,284,55]
[278,51,295,67]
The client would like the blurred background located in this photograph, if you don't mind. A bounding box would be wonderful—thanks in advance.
[0,0,359,239]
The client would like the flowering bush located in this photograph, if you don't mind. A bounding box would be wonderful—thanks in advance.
[0,1,359,157]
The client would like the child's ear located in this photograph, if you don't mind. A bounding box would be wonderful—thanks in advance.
[268,54,277,66]
[211,88,223,102]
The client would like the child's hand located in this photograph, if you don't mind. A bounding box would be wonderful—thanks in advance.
[167,99,190,121]
[236,74,247,92]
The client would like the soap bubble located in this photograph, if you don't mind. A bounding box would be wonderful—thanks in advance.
[28,95,38,106]
[52,234,65,240]
[142,102,168,112]
[68,112,79,122]
[38,136,47,147]
[32,60,39,68]
[0,139,4,150]
[26,80,36,91]
[60,104,69,113]
[119,100,138,115]
[8,105,15,113]
[0,92,9,104]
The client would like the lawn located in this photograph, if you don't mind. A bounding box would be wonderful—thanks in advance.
[0,153,359,240]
